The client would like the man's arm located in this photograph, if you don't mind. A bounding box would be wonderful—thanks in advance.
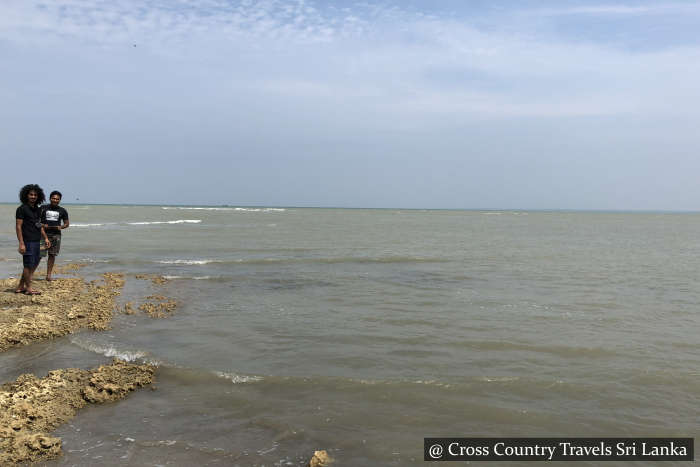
[16,219,25,254]
[41,225,51,248]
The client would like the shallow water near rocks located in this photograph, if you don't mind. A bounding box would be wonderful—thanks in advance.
[0,205,698,465]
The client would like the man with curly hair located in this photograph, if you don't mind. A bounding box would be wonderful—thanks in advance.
[15,184,51,295]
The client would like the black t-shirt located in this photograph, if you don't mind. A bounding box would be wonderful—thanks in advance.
[41,205,69,235]
[16,204,43,242]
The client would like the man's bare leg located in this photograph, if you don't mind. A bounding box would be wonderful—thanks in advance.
[24,265,39,294]
[47,255,56,281]
[15,268,27,293]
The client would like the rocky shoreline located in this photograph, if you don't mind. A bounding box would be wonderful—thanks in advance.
[0,359,155,464]
[0,271,331,466]
[0,271,157,463]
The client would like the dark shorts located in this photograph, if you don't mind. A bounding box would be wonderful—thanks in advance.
[47,233,61,256]
[23,242,42,268]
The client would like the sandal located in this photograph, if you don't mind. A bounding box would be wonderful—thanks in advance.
[24,290,41,295]
[14,288,26,294]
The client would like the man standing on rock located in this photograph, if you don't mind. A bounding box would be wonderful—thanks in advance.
[41,191,70,281]
[15,184,50,295]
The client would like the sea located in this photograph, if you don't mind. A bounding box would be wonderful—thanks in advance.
[0,204,697,466]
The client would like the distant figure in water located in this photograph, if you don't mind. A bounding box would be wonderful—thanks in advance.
[15,184,50,295]
[41,191,70,281]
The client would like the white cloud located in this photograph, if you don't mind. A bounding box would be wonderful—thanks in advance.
[533,3,700,16]
[1,0,699,121]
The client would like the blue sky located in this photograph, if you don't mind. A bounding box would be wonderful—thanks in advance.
[1,0,699,209]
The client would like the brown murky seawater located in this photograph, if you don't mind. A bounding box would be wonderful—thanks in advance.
[0,205,698,465]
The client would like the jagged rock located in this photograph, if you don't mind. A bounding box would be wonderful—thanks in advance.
[0,359,155,464]
[308,450,333,467]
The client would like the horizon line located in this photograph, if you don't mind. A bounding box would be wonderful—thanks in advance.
[0,201,698,214]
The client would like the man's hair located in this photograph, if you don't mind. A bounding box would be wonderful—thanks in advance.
[50,191,62,199]
[19,184,46,205]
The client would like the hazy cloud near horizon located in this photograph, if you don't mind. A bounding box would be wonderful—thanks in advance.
[1,0,699,209]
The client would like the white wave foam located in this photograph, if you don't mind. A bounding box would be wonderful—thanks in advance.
[162,207,231,211]
[214,371,263,384]
[234,207,285,212]
[162,206,285,212]
[76,258,112,263]
[128,219,201,225]
[69,337,147,362]
[353,377,452,388]
[162,275,213,280]
[158,259,221,265]
[72,220,201,227]
[478,376,520,383]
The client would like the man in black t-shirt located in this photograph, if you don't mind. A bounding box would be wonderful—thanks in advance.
[41,190,70,281]
[15,184,51,295]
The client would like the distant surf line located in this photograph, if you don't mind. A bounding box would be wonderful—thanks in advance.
[161,207,285,212]
[156,256,449,266]
[72,219,202,227]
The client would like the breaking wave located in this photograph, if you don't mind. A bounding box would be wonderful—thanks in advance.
[162,207,285,212]
[127,220,201,225]
[72,220,201,228]
[69,337,153,363]
[162,275,213,280]
[155,256,448,266]
[158,260,222,265]
[213,371,264,384]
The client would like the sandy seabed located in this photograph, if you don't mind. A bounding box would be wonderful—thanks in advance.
[0,270,156,464]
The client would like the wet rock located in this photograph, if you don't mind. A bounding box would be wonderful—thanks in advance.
[52,262,88,275]
[0,359,155,464]
[134,273,170,285]
[138,294,178,318]
[0,274,125,351]
[308,450,333,467]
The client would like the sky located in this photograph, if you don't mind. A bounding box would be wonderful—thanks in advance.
[1,0,699,209]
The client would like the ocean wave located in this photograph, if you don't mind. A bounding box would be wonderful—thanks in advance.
[155,256,447,266]
[162,275,212,280]
[214,371,263,384]
[447,340,616,358]
[69,337,150,362]
[72,220,201,228]
[158,259,222,265]
[234,256,448,265]
[477,376,521,383]
[127,219,201,225]
[351,377,453,388]
[162,207,285,212]
[482,211,528,216]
